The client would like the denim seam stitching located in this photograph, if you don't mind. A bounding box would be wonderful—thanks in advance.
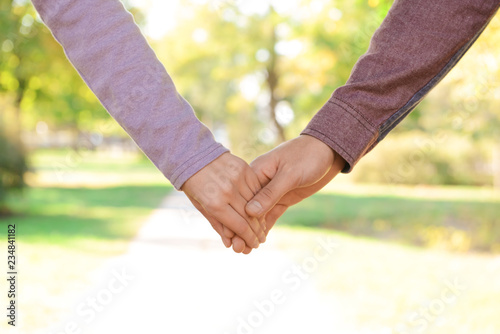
[330,97,377,129]
[325,99,377,134]
[378,4,500,139]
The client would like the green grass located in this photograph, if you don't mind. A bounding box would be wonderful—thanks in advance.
[0,148,172,270]
[2,149,172,252]
[25,148,168,187]
[280,185,500,253]
[2,185,170,251]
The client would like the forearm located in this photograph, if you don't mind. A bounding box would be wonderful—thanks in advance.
[31,0,228,189]
[303,0,500,172]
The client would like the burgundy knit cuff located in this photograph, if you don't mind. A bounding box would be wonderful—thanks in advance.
[301,97,378,173]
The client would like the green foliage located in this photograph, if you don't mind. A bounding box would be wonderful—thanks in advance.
[1,0,499,185]
[0,133,27,212]
[153,0,392,158]
[0,0,118,135]
[280,187,500,253]
[353,132,494,186]
[153,0,499,184]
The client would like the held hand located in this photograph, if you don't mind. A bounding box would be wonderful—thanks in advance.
[246,134,340,217]
[181,152,266,250]
[229,135,345,252]
[185,194,255,254]
[256,154,345,233]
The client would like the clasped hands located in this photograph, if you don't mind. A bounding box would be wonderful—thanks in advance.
[181,134,346,254]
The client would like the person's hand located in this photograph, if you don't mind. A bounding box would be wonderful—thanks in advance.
[181,152,266,251]
[185,194,256,254]
[254,151,345,233]
[246,134,345,217]
[228,135,346,252]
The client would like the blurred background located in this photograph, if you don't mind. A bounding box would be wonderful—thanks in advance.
[1,0,499,333]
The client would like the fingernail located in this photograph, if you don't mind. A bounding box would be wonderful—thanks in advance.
[260,232,266,243]
[253,237,260,249]
[261,219,267,232]
[222,238,231,248]
[248,200,263,215]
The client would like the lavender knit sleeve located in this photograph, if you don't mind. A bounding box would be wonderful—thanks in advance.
[31,0,229,189]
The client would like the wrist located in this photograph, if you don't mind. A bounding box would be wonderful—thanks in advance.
[299,134,346,170]
[299,134,334,163]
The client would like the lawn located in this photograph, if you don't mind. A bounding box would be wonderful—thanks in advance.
[5,149,172,253]
[1,149,499,333]
[280,183,500,253]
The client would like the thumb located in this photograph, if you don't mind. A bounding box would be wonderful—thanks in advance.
[246,170,295,217]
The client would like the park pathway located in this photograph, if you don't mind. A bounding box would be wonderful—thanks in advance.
[44,191,342,334]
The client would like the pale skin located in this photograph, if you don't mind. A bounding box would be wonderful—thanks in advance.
[181,152,267,250]
[182,134,345,254]
[231,134,346,253]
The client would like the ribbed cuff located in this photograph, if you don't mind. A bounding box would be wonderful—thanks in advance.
[169,143,229,190]
[301,97,378,173]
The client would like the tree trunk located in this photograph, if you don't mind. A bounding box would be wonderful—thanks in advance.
[12,78,26,147]
[493,144,500,190]
[266,24,286,144]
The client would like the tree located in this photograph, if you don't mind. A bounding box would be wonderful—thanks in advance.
[1,1,144,150]
[153,0,392,159]
[0,130,27,215]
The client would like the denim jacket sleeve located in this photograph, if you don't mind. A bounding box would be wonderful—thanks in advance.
[302,0,500,172]
[31,0,229,189]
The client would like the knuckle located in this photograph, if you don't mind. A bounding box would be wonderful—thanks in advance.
[281,164,296,176]
[202,181,220,199]
[227,159,245,176]
[234,223,251,237]
[219,180,233,195]
[228,170,242,183]
[281,164,293,173]
[259,186,276,202]
[205,200,223,213]
[215,172,235,193]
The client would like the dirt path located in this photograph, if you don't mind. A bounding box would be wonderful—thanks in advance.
[41,191,340,334]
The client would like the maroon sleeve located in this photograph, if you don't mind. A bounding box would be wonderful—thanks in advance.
[302,0,500,172]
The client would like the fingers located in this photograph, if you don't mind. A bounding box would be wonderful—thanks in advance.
[246,169,296,218]
[215,206,260,248]
[198,198,259,248]
[231,204,287,254]
[249,152,278,188]
[231,195,266,243]
[231,236,246,253]
[223,225,235,239]
[231,236,253,254]
[187,193,253,252]
[241,168,266,233]
[182,153,265,249]
[219,157,266,243]
[207,216,232,248]
[185,194,233,248]
[244,164,264,197]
